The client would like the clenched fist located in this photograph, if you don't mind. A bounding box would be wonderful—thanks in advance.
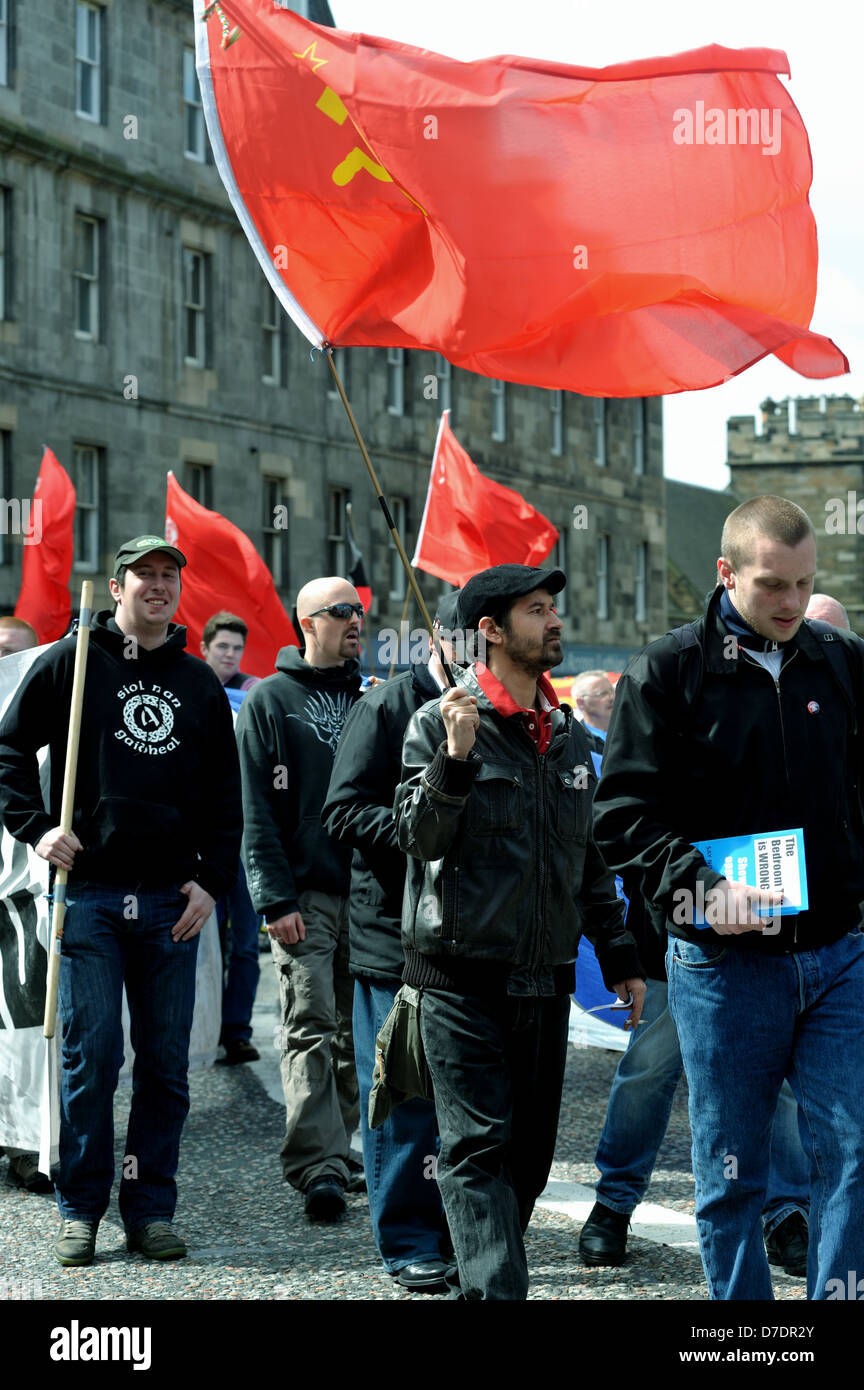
[440,687,479,760]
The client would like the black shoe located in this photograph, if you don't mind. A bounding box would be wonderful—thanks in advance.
[765,1211,808,1276]
[579,1202,630,1267]
[345,1157,366,1193]
[304,1176,346,1222]
[217,1040,260,1065]
[7,1152,54,1194]
[395,1259,451,1292]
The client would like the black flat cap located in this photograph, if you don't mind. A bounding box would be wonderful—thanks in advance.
[457,565,565,630]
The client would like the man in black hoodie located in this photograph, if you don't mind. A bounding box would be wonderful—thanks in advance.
[236,576,363,1220]
[322,594,461,1291]
[0,536,241,1267]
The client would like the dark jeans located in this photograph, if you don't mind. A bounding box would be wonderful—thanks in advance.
[217,867,261,1046]
[353,978,447,1272]
[56,883,199,1232]
[419,988,570,1300]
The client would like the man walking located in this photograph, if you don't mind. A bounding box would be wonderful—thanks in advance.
[0,536,241,1265]
[200,611,262,1065]
[395,564,644,1300]
[593,495,864,1300]
[322,595,460,1291]
[237,578,363,1220]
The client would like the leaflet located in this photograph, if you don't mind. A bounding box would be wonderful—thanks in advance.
[690,827,807,926]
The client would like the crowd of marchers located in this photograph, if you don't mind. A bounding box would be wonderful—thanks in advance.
[1,493,863,1303]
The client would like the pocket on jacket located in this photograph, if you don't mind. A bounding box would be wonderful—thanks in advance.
[670,935,728,969]
[465,763,524,836]
[552,765,592,842]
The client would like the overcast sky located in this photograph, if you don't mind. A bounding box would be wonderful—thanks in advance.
[332,0,863,492]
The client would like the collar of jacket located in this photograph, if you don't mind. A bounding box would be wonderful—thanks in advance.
[274,644,361,686]
[457,663,571,742]
[89,611,188,663]
[702,586,829,676]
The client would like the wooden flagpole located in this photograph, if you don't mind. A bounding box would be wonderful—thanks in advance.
[325,349,456,687]
[43,581,94,1039]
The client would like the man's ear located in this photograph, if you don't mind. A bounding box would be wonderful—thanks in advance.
[200,640,208,658]
[108,577,122,604]
[478,616,502,648]
[717,557,735,591]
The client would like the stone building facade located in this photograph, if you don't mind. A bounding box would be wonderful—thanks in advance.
[0,0,666,669]
[727,395,864,627]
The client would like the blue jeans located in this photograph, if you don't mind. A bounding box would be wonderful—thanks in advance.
[217,868,261,1045]
[667,928,864,1300]
[56,884,199,1232]
[594,979,809,1236]
[353,978,447,1272]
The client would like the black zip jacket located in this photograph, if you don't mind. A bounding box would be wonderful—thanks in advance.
[592,587,864,954]
[322,661,442,981]
[0,613,241,898]
[394,665,642,995]
[236,646,361,921]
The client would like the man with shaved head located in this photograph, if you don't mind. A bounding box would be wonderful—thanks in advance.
[236,577,363,1220]
[805,593,851,630]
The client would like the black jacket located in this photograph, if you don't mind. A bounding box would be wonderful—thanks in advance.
[322,661,442,981]
[593,587,864,954]
[394,665,642,994]
[236,646,361,920]
[0,613,241,898]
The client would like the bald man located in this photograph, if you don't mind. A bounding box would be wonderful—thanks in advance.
[805,594,851,630]
[235,578,364,1220]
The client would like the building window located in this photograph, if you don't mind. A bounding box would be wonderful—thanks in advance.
[0,0,10,88]
[0,187,9,321]
[74,214,101,340]
[327,486,349,574]
[183,48,206,161]
[386,347,404,416]
[593,398,607,468]
[491,379,506,442]
[185,462,212,508]
[183,248,209,366]
[389,497,408,600]
[552,528,568,616]
[635,541,648,623]
[326,347,348,398]
[262,476,287,588]
[436,354,452,418]
[596,534,609,621]
[550,391,564,456]
[0,431,10,566]
[72,444,101,572]
[262,293,287,386]
[633,398,645,475]
[75,3,102,123]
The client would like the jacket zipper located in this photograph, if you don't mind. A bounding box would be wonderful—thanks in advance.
[742,648,799,944]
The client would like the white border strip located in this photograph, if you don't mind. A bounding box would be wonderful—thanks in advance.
[412,409,448,567]
[194,0,325,348]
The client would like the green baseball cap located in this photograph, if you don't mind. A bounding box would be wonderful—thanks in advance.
[112,535,187,580]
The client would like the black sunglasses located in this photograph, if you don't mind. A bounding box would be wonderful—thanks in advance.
[307,602,364,621]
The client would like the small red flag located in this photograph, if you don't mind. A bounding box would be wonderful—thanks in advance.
[165,472,298,678]
[14,447,76,642]
[197,3,848,395]
[412,414,558,588]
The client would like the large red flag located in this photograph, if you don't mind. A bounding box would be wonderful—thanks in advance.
[195,1,847,396]
[412,413,558,587]
[165,472,298,678]
[14,447,76,642]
